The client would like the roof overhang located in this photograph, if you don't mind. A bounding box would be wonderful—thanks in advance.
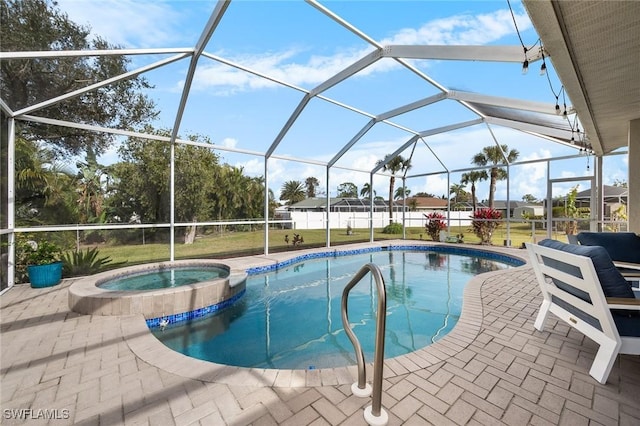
[523,0,640,155]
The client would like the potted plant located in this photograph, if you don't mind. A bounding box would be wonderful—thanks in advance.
[19,239,64,288]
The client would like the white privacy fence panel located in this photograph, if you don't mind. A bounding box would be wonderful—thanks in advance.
[289,211,474,230]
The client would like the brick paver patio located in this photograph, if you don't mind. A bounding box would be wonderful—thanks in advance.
[2,243,639,425]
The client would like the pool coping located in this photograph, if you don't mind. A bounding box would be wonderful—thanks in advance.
[121,240,529,387]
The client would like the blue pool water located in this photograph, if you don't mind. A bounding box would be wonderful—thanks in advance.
[152,249,519,369]
[100,266,229,291]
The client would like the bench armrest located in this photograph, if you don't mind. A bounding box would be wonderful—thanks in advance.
[606,297,640,310]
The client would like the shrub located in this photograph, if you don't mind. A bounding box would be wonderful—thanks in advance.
[470,208,502,245]
[382,222,403,234]
[424,212,447,241]
[62,247,127,277]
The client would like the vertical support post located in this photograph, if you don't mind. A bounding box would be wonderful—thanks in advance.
[401,177,406,240]
[369,174,374,242]
[546,161,552,239]
[326,168,331,247]
[505,164,511,246]
[6,118,16,291]
[169,139,175,261]
[264,157,269,255]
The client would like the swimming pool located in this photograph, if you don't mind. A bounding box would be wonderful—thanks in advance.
[151,247,522,369]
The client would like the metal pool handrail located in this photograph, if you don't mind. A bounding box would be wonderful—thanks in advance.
[341,262,388,425]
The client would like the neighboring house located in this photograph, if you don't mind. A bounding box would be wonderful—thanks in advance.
[493,200,544,218]
[575,185,628,219]
[399,196,448,211]
[513,205,545,219]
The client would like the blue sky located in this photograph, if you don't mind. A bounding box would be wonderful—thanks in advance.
[54,0,628,203]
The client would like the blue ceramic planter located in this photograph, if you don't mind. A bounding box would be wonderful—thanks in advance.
[28,261,63,288]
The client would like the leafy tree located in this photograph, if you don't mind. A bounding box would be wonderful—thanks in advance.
[305,177,320,198]
[110,133,171,227]
[521,193,538,203]
[0,0,157,157]
[337,182,358,198]
[415,192,437,198]
[612,179,627,188]
[471,144,519,209]
[280,180,305,205]
[377,154,411,224]
[108,128,224,242]
[564,185,579,235]
[461,170,488,211]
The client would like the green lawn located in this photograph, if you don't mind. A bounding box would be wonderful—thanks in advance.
[94,224,571,267]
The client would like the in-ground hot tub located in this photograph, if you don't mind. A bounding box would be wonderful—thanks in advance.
[99,265,230,291]
[68,260,246,320]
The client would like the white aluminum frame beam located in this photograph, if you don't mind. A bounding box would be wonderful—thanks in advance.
[485,116,575,140]
[266,49,383,158]
[383,45,545,62]
[0,47,194,60]
[14,53,190,116]
[447,90,571,115]
[376,92,447,122]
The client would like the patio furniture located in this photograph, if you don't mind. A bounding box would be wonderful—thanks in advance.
[576,232,640,282]
[526,239,640,384]
[576,232,640,264]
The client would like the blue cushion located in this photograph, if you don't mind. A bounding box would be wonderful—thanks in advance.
[576,232,640,264]
[538,239,634,299]
[613,313,640,337]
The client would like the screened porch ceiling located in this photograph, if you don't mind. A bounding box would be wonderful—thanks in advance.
[2,0,636,186]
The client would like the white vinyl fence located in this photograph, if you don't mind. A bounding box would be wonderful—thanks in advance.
[287,211,474,230]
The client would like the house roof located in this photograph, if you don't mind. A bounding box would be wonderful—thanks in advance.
[576,185,628,203]
[400,197,448,209]
[492,200,543,210]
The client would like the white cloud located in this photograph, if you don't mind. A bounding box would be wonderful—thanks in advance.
[221,137,238,149]
[415,175,449,199]
[57,0,190,48]
[381,9,530,46]
[190,7,528,94]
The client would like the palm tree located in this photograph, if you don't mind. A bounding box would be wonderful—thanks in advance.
[280,180,306,205]
[394,186,410,200]
[461,170,488,212]
[449,183,465,205]
[360,182,376,199]
[76,148,108,223]
[304,176,320,198]
[471,144,519,209]
[377,154,411,224]
[15,138,76,225]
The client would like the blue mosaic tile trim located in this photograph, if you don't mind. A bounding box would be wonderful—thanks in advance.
[383,244,525,266]
[246,247,383,275]
[246,244,523,276]
[146,288,246,329]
